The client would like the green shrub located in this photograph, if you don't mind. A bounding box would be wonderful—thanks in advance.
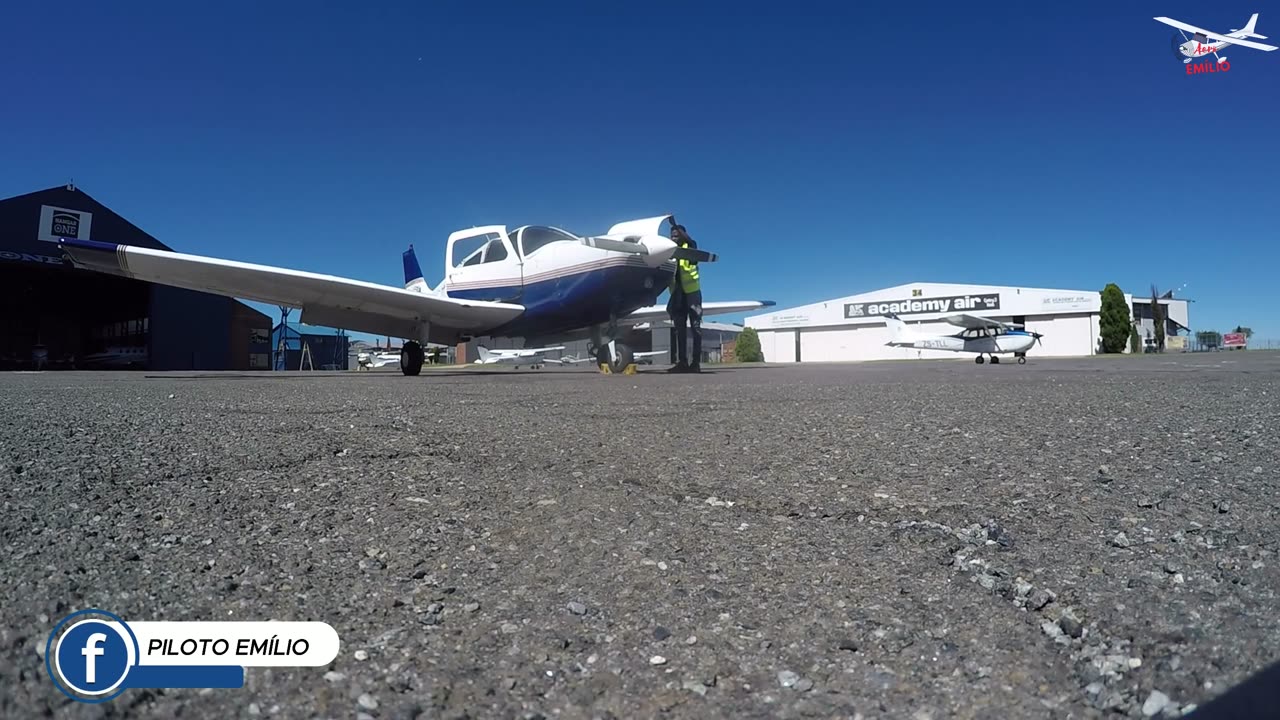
[1099,283,1130,353]
[736,327,763,362]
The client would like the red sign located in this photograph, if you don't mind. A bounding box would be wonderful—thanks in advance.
[1223,333,1246,348]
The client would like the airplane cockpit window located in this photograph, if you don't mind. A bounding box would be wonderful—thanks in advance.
[453,232,502,268]
[482,238,507,263]
[519,226,576,257]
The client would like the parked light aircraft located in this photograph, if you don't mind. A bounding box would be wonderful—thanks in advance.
[356,349,401,370]
[1155,13,1276,64]
[884,312,1043,364]
[473,344,565,368]
[56,214,773,375]
[471,345,663,368]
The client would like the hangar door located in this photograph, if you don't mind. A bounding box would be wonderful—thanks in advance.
[799,326,907,362]
[800,327,858,362]
[1023,313,1096,357]
[764,329,797,362]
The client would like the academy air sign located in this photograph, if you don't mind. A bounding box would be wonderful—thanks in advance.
[844,293,1000,319]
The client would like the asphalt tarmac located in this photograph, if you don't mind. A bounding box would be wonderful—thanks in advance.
[3,351,1278,719]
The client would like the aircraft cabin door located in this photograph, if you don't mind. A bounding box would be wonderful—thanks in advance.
[512,226,582,307]
[443,226,523,304]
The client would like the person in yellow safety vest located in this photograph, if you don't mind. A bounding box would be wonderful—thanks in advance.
[665,219,703,373]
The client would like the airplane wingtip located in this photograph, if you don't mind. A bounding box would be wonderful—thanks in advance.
[57,237,122,253]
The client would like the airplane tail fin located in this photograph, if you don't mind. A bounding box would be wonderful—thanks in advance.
[402,245,432,294]
[1237,13,1268,38]
[474,345,492,363]
[883,313,915,346]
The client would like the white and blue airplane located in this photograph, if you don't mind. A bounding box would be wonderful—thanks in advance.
[1155,13,1276,64]
[884,312,1043,364]
[57,214,773,375]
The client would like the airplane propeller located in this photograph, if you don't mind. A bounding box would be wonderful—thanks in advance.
[673,246,718,263]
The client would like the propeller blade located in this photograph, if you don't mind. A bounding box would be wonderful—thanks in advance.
[673,247,718,263]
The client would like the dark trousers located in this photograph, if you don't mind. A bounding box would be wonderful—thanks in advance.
[668,289,703,366]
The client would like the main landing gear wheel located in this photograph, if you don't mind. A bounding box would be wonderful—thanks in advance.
[990,355,1000,364]
[400,341,424,376]
[975,356,984,364]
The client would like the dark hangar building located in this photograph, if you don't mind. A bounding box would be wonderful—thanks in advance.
[0,184,271,370]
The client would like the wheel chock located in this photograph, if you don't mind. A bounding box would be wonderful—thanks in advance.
[598,363,611,374]
[598,363,639,375]
[623,364,637,375]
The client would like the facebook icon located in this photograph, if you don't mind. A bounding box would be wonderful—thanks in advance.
[82,632,107,683]
[49,612,135,703]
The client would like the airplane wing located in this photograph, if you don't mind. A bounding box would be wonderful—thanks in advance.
[483,345,566,358]
[622,300,776,324]
[57,239,524,343]
[1154,16,1279,50]
[942,313,1009,330]
[544,355,594,365]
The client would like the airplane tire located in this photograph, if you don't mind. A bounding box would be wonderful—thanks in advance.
[401,342,424,376]
[1018,356,1027,365]
[991,356,1000,364]
[601,342,634,373]
[975,356,984,364]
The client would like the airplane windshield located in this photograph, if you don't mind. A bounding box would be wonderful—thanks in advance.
[518,226,576,257]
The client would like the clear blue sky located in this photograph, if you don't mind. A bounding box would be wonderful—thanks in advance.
[3,1,1277,340]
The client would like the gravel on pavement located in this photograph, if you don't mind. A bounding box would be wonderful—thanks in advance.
[2,352,1278,719]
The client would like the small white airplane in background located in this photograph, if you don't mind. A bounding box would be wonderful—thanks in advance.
[502,349,667,368]
[473,344,566,369]
[631,350,667,365]
[1155,13,1276,64]
[356,349,401,370]
[884,313,1043,365]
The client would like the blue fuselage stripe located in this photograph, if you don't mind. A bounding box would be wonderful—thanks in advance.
[447,265,674,338]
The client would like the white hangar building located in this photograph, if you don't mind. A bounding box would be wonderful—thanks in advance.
[744,282,1190,363]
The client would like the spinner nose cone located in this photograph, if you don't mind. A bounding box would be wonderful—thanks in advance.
[640,235,677,266]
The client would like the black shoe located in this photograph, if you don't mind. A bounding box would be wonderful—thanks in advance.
[666,363,687,373]
[686,364,701,374]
